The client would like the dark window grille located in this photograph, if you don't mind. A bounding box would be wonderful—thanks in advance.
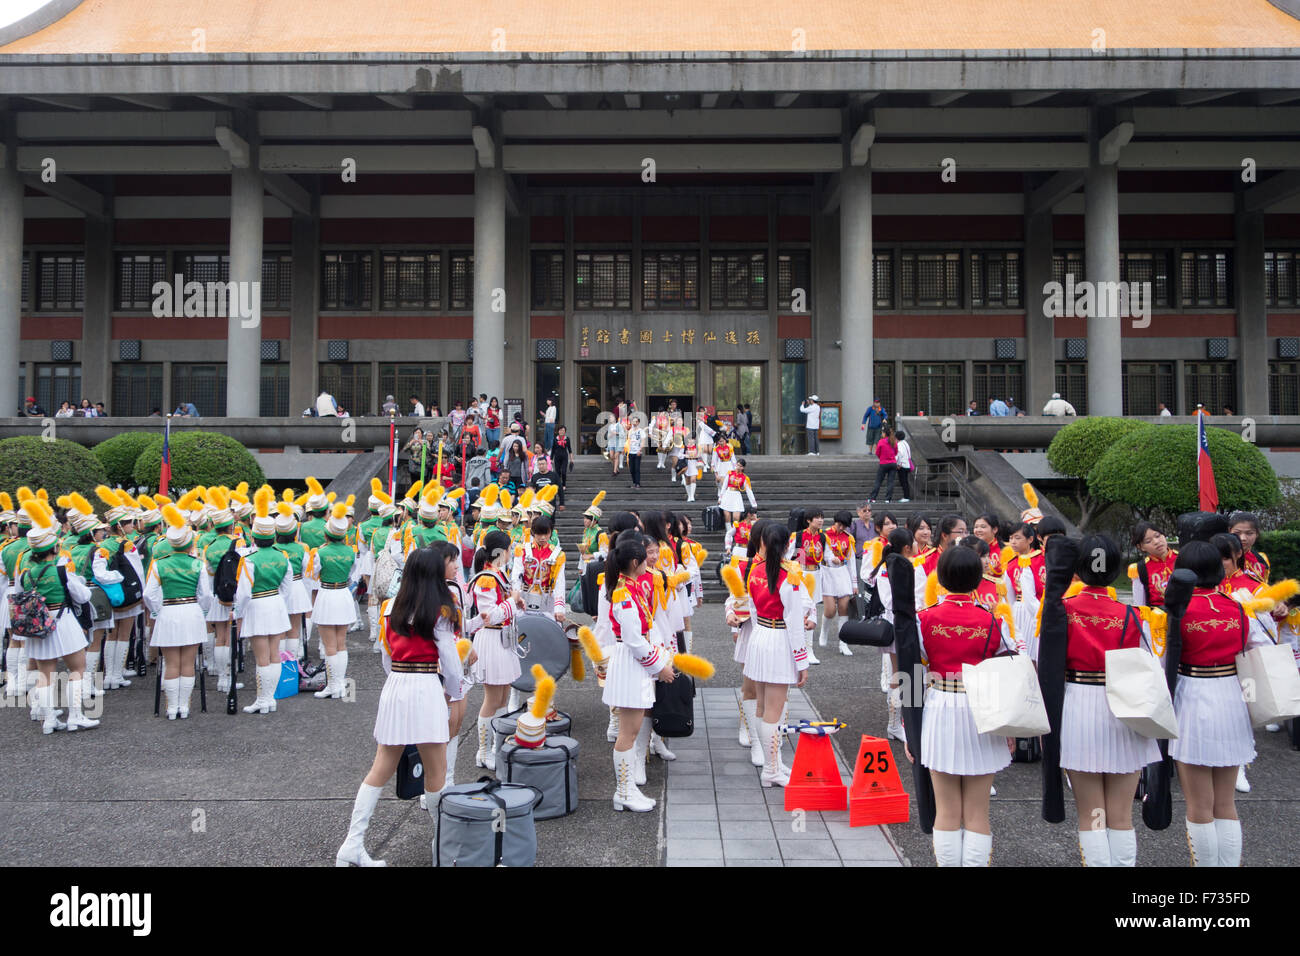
[171,363,227,417]
[21,254,30,310]
[642,251,699,310]
[1179,250,1232,308]
[116,253,168,311]
[1266,251,1297,308]
[1270,361,1300,415]
[575,251,631,310]
[970,251,1022,308]
[531,251,565,310]
[261,254,294,309]
[899,251,960,309]
[777,251,811,311]
[448,252,474,311]
[33,364,81,414]
[874,252,894,309]
[37,254,85,311]
[317,362,371,416]
[1122,361,1175,416]
[448,362,474,411]
[1054,361,1088,417]
[1051,251,1085,288]
[1184,361,1237,414]
[321,252,373,310]
[381,251,441,310]
[180,253,230,286]
[259,364,290,416]
[379,364,443,413]
[112,363,162,417]
[972,362,1025,409]
[873,361,895,413]
[1119,251,1171,307]
[709,252,767,310]
[901,362,964,416]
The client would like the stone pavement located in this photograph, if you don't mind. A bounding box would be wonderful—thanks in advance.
[663,686,904,867]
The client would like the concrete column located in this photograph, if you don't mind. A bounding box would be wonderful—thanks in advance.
[0,144,22,413]
[473,165,506,402]
[1023,194,1056,414]
[82,213,113,407]
[288,206,319,414]
[226,164,263,417]
[839,164,874,447]
[1085,116,1122,417]
[1234,192,1267,416]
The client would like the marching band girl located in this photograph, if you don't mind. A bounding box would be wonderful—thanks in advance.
[469,530,518,770]
[274,503,312,661]
[790,509,822,665]
[144,505,215,720]
[1006,520,1045,661]
[1128,521,1178,609]
[335,547,460,866]
[577,492,608,576]
[913,546,1016,866]
[201,488,246,694]
[512,515,567,624]
[725,520,768,765]
[307,503,362,700]
[865,526,913,742]
[1228,512,1269,585]
[917,514,967,610]
[60,495,104,700]
[680,436,702,502]
[592,513,643,744]
[695,411,715,476]
[429,541,473,791]
[93,487,146,691]
[819,510,858,658]
[972,513,1008,580]
[232,490,294,716]
[719,458,757,526]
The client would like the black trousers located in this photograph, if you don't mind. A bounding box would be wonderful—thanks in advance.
[629,453,642,486]
[897,465,912,499]
[870,462,898,500]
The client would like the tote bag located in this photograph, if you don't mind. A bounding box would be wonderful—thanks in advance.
[1236,643,1300,727]
[1104,605,1179,738]
[962,617,1049,738]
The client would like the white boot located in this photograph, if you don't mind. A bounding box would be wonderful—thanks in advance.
[102,641,119,689]
[650,731,676,761]
[633,719,651,786]
[606,707,620,742]
[66,678,100,731]
[178,676,195,719]
[743,699,764,766]
[214,644,243,692]
[333,650,349,699]
[818,617,829,647]
[1108,827,1137,867]
[281,637,299,661]
[335,782,388,866]
[507,687,521,712]
[837,617,853,656]
[83,651,100,699]
[111,640,132,688]
[1186,819,1218,867]
[1214,818,1242,867]
[760,720,790,787]
[962,830,992,867]
[474,716,494,769]
[444,736,458,789]
[4,643,23,697]
[368,606,380,647]
[242,665,277,714]
[313,654,336,698]
[612,749,655,812]
[737,697,751,747]
[886,686,906,742]
[1235,765,1251,793]
[163,677,181,720]
[41,684,67,735]
[805,636,821,666]
[932,828,963,867]
[1078,829,1111,867]
[682,630,692,654]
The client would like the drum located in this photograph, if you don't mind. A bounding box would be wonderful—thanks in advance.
[511,612,571,691]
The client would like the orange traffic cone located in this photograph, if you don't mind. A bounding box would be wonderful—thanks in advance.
[848,735,910,827]
[783,730,848,813]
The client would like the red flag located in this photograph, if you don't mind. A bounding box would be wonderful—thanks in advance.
[1196,407,1218,512]
[159,416,171,496]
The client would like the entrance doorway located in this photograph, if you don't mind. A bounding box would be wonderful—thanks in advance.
[577,362,629,454]
[713,362,764,454]
[645,362,697,418]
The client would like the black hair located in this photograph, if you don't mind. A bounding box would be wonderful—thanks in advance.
[906,513,931,537]
[606,535,648,605]
[530,515,553,537]
[1211,532,1243,571]
[895,429,906,441]
[1075,534,1121,587]
[1131,521,1162,551]
[1227,512,1261,535]
[1175,540,1225,589]
[1008,521,1039,547]
[762,522,790,594]
[604,510,642,557]
[664,511,688,564]
[937,514,966,547]
[872,526,914,579]
[975,513,1004,543]
[833,510,853,529]
[958,534,989,559]
[473,530,512,575]
[876,512,900,532]
[388,548,451,641]
[643,511,673,550]
[788,508,808,535]
[1036,516,1067,538]
[275,532,295,544]
[735,458,746,470]
[742,503,757,518]
[936,545,983,594]
[805,507,824,522]
[254,537,276,548]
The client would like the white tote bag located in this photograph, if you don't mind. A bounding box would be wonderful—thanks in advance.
[962,655,1050,738]
[1236,643,1300,727]
[1104,647,1180,739]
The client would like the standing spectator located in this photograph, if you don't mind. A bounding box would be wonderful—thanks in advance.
[849,504,877,553]
[1006,396,1021,416]
[529,453,558,498]
[316,389,340,417]
[1042,392,1077,416]
[869,429,899,503]
[428,402,442,417]
[484,397,501,449]
[543,397,557,451]
[381,394,398,416]
[1158,403,1173,417]
[626,415,645,489]
[550,425,570,508]
[409,395,425,417]
[733,405,750,454]
[743,403,754,448]
[861,398,888,449]
[460,413,482,454]
[498,421,526,463]
[988,396,1010,417]
[449,401,466,435]
[965,399,979,417]
[799,394,822,456]
[504,441,528,495]
[894,428,913,502]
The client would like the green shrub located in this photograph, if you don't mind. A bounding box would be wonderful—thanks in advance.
[0,437,109,502]
[93,433,163,488]
[1045,417,1148,530]
[132,431,264,492]
[1088,424,1280,527]
[1258,530,1300,583]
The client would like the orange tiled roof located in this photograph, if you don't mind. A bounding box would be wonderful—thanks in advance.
[3,0,1300,54]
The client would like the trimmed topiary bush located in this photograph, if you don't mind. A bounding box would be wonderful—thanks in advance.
[1046,416,1148,530]
[0,436,109,502]
[132,431,264,492]
[1089,423,1280,528]
[93,432,163,488]
[1258,530,1300,583]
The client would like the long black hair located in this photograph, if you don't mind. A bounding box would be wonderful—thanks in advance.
[906,513,931,538]
[873,526,913,579]
[761,522,790,594]
[474,530,512,575]
[389,547,454,642]
[604,510,642,559]
[1176,540,1224,589]
[606,535,648,604]
[740,518,771,582]
[975,513,1005,544]
[1211,532,1243,572]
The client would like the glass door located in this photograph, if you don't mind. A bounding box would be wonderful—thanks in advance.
[712,362,764,454]
[576,362,629,454]
[645,362,696,419]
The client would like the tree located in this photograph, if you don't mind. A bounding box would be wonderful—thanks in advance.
[1088,423,1280,528]
[93,433,163,488]
[0,437,109,503]
[1045,417,1147,530]
[132,431,265,492]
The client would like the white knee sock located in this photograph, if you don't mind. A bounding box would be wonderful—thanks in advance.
[818,617,830,646]
[1213,818,1242,867]
[368,605,379,639]
[1186,819,1218,867]
[932,828,963,867]
[682,629,692,654]
[961,830,992,867]
[1107,827,1137,867]
[444,736,458,788]
[178,675,195,714]
[1078,829,1111,867]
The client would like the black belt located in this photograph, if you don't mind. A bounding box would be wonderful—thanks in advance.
[929,677,965,693]
[391,661,439,673]
[292,573,303,581]
[320,581,349,589]
[1179,663,1237,678]
[252,589,279,598]
[755,615,785,629]
[1065,669,1106,685]
[163,597,198,606]
[46,602,65,611]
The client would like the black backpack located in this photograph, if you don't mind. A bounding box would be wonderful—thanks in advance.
[109,544,143,606]
[59,564,94,632]
[213,549,241,604]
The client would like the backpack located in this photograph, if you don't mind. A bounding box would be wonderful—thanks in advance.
[59,564,94,632]
[11,562,59,639]
[372,536,398,599]
[109,545,143,606]
[213,549,241,604]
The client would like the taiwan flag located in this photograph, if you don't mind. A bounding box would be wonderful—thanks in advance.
[159,417,172,497]
[1197,407,1218,512]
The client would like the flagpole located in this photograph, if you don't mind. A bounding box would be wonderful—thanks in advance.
[159,413,172,496]
[388,412,397,498]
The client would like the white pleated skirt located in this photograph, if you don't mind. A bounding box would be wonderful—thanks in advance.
[0,594,9,632]
[240,594,291,637]
[732,618,752,664]
[470,627,521,685]
[1013,600,1039,662]
[112,601,142,622]
[206,599,234,623]
[357,549,375,576]
[820,564,854,598]
[311,586,356,626]
[719,489,746,513]
[742,621,799,685]
[149,604,208,648]
[25,610,89,661]
[1169,674,1256,767]
[665,589,686,633]
[601,641,657,709]
[920,687,1012,776]
[684,460,701,479]
[284,577,312,614]
[1060,682,1161,774]
[373,671,450,745]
